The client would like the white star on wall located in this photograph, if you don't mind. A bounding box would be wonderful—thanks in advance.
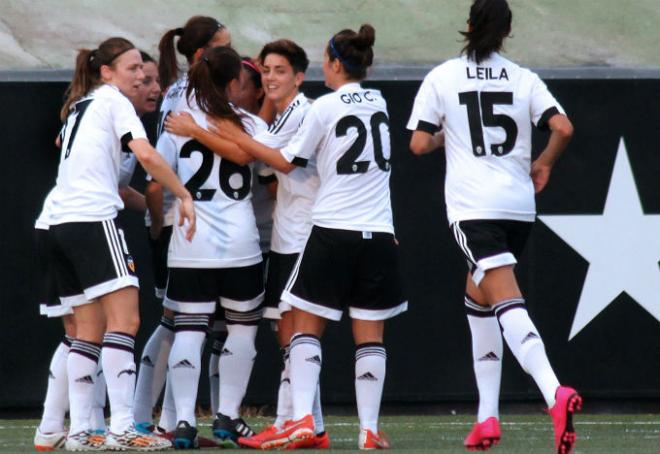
[539,138,660,340]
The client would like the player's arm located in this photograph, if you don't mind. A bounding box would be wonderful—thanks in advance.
[409,129,445,155]
[129,138,196,241]
[145,181,165,240]
[165,112,253,165]
[531,114,574,193]
[119,186,146,212]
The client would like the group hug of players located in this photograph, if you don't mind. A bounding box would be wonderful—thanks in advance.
[33,0,582,452]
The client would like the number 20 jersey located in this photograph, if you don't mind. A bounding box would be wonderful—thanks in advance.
[280,83,393,234]
[407,53,565,224]
[156,102,264,269]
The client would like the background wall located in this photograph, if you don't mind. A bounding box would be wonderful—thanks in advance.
[1,76,658,408]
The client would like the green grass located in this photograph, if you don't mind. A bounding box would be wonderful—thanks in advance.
[6,414,659,453]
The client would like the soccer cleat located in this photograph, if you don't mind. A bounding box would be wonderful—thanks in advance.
[64,430,106,451]
[464,417,501,451]
[34,427,67,451]
[105,424,172,451]
[358,429,390,450]
[173,420,198,450]
[549,386,582,454]
[285,430,331,450]
[238,424,279,449]
[212,413,255,448]
[250,415,315,450]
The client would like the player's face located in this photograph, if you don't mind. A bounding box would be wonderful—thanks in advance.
[208,28,232,49]
[102,49,145,99]
[233,67,263,114]
[261,53,302,104]
[130,61,161,116]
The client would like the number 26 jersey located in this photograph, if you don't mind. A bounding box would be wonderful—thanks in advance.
[407,53,565,224]
[156,102,264,268]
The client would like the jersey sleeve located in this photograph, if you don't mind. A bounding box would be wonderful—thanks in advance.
[406,72,444,133]
[110,96,148,151]
[529,73,566,131]
[280,106,324,167]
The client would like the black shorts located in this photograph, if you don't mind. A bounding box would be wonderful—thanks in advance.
[48,219,139,306]
[263,252,299,320]
[282,226,407,321]
[35,228,74,318]
[147,225,173,299]
[450,219,533,285]
[164,263,265,320]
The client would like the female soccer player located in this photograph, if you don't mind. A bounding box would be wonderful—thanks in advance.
[157,45,265,449]
[212,24,405,450]
[407,1,580,453]
[45,37,195,451]
[133,16,231,435]
[166,39,329,450]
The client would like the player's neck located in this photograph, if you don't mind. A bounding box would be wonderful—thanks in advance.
[275,90,299,114]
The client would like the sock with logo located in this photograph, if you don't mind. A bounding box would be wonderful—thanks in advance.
[465,294,503,422]
[168,314,209,426]
[494,298,560,407]
[355,343,386,432]
[39,336,73,434]
[68,339,101,435]
[133,316,174,425]
[274,345,292,428]
[102,332,137,434]
[208,331,227,416]
[290,334,322,421]
[91,361,107,432]
[158,375,177,432]
[218,321,258,419]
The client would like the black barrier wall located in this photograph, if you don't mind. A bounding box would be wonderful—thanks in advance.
[1,77,659,408]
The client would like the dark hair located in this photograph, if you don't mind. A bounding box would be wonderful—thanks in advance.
[326,24,375,80]
[158,16,225,90]
[60,37,135,121]
[460,0,512,64]
[258,39,309,74]
[140,50,155,64]
[187,46,244,130]
[241,56,262,90]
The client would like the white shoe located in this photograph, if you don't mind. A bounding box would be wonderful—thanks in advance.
[34,427,67,451]
[64,430,106,451]
[105,424,171,451]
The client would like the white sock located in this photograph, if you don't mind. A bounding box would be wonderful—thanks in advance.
[39,339,71,433]
[465,295,503,422]
[68,340,101,435]
[290,334,321,421]
[158,374,176,432]
[274,345,292,428]
[209,332,226,416]
[91,361,107,432]
[168,314,209,426]
[312,384,324,434]
[102,332,136,434]
[494,298,560,407]
[355,343,386,433]
[218,322,258,419]
[133,316,174,425]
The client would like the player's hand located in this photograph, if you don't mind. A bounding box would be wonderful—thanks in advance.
[149,218,163,241]
[165,112,197,137]
[209,118,247,142]
[178,194,196,241]
[531,160,552,193]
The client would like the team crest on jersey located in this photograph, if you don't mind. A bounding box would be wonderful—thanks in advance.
[127,256,136,272]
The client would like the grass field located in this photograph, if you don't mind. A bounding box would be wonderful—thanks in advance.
[3,414,659,453]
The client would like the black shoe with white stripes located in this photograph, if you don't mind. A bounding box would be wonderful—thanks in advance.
[212,413,254,448]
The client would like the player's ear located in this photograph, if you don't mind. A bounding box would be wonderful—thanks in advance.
[99,64,113,82]
[192,47,205,64]
[294,71,305,88]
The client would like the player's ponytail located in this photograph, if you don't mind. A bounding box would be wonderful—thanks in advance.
[460,0,512,64]
[326,23,376,80]
[60,37,135,121]
[187,46,244,131]
[158,16,226,90]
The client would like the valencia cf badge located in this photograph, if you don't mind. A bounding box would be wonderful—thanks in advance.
[127,256,136,273]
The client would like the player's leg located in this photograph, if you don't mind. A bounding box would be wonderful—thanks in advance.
[208,320,227,417]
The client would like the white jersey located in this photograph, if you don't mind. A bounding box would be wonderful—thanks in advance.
[407,53,565,224]
[280,83,393,234]
[47,84,147,224]
[157,101,264,268]
[254,93,319,253]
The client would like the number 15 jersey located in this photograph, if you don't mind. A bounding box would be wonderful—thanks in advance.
[280,82,393,234]
[407,53,565,224]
